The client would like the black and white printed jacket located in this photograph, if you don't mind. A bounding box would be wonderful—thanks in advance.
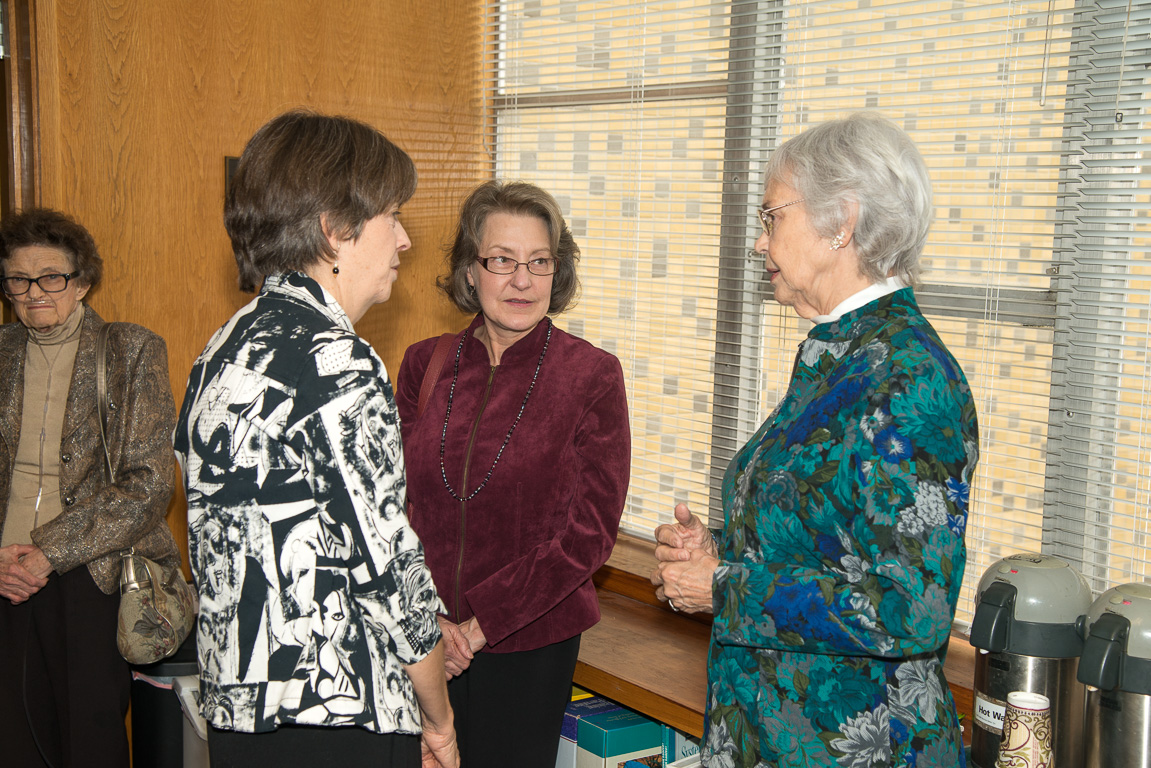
[175,272,443,735]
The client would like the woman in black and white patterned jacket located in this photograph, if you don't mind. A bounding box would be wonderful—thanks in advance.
[174,110,457,768]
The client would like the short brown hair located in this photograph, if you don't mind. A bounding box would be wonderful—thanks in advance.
[0,208,103,289]
[226,109,418,292]
[439,181,580,314]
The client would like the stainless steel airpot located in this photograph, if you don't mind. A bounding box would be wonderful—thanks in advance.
[1078,582,1151,767]
[968,552,1091,768]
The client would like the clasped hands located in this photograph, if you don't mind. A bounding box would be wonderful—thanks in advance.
[650,502,719,615]
[437,615,486,680]
[0,544,52,604]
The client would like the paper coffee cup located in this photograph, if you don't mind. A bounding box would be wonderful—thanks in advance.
[994,691,1053,768]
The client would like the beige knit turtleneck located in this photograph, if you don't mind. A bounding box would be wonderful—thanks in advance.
[2,304,85,548]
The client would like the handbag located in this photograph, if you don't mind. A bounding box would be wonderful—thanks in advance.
[115,546,197,664]
[96,323,198,665]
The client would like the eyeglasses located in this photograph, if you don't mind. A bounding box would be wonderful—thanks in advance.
[757,199,805,237]
[478,256,557,276]
[1,272,81,296]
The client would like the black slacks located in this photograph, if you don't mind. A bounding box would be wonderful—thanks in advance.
[0,567,130,768]
[448,634,581,768]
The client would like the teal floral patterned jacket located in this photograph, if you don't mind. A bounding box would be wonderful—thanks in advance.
[703,288,978,768]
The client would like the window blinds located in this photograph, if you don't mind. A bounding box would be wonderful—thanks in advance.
[484,0,1149,624]
[485,1,734,537]
[1046,0,1151,597]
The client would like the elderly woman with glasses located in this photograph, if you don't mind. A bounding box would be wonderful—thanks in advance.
[652,113,979,767]
[396,180,631,768]
[0,208,184,767]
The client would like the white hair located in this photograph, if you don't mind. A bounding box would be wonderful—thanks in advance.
[765,112,933,286]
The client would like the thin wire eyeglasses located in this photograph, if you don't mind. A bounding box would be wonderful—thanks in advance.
[1,272,81,296]
[478,256,557,276]
[757,199,805,237]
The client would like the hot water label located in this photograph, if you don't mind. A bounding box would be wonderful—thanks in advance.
[974,692,1006,735]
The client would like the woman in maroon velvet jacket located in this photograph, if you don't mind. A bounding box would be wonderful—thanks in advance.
[397,180,631,768]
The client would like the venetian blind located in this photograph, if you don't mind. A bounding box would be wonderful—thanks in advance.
[1045,0,1151,598]
[484,0,733,536]
[484,0,1149,625]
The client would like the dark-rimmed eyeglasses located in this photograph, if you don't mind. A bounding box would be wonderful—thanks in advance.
[478,256,557,276]
[757,199,805,237]
[1,272,81,296]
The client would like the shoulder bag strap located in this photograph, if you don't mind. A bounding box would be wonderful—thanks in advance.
[97,324,146,582]
[95,322,114,483]
[416,332,457,419]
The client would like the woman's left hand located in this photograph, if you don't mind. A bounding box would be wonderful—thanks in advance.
[0,544,52,604]
[651,548,719,614]
[459,616,487,654]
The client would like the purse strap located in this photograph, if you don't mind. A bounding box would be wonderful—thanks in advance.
[98,323,137,589]
[97,325,168,603]
[416,332,456,419]
[95,322,114,484]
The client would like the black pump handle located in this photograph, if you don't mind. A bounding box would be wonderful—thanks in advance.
[1078,612,1130,691]
[970,581,1017,652]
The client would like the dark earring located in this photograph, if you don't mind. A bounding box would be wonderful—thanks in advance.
[333,262,340,275]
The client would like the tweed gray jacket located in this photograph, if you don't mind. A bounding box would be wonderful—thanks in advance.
[0,304,181,594]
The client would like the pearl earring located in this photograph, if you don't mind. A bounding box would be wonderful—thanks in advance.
[333,262,340,275]
[829,233,844,250]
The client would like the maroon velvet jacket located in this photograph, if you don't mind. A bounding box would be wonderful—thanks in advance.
[397,315,630,652]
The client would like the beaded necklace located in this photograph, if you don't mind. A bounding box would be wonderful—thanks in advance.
[439,318,552,501]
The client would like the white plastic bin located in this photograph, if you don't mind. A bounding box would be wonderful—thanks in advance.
[172,675,210,768]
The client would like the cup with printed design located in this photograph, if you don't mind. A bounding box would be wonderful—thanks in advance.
[994,691,1053,768]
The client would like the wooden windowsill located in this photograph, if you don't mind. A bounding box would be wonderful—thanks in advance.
[577,532,977,741]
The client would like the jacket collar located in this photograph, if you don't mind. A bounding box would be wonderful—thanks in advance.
[62,305,103,442]
[463,313,554,367]
[265,272,354,333]
[808,287,918,343]
[0,304,102,453]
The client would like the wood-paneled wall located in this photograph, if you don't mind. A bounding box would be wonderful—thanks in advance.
[8,0,484,571]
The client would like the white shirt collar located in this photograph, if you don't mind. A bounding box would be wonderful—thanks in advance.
[811,276,906,324]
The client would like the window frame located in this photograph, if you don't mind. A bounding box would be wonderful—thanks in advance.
[483,0,1150,614]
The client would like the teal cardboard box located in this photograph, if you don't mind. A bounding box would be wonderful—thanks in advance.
[661,725,700,763]
[576,709,662,767]
[556,696,624,768]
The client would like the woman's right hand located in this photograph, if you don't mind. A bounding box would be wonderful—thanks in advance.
[654,503,717,562]
[420,720,460,768]
[0,544,50,604]
[405,640,460,768]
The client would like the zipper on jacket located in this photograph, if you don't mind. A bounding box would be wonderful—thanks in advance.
[455,364,498,621]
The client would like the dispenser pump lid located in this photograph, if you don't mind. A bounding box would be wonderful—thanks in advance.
[970,552,1092,657]
[1080,584,1151,695]
[1086,583,1151,662]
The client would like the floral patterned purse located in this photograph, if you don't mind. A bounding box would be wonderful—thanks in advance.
[115,546,197,664]
[96,323,197,664]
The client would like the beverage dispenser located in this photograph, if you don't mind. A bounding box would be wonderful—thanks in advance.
[1078,582,1151,767]
[968,552,1091,768]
